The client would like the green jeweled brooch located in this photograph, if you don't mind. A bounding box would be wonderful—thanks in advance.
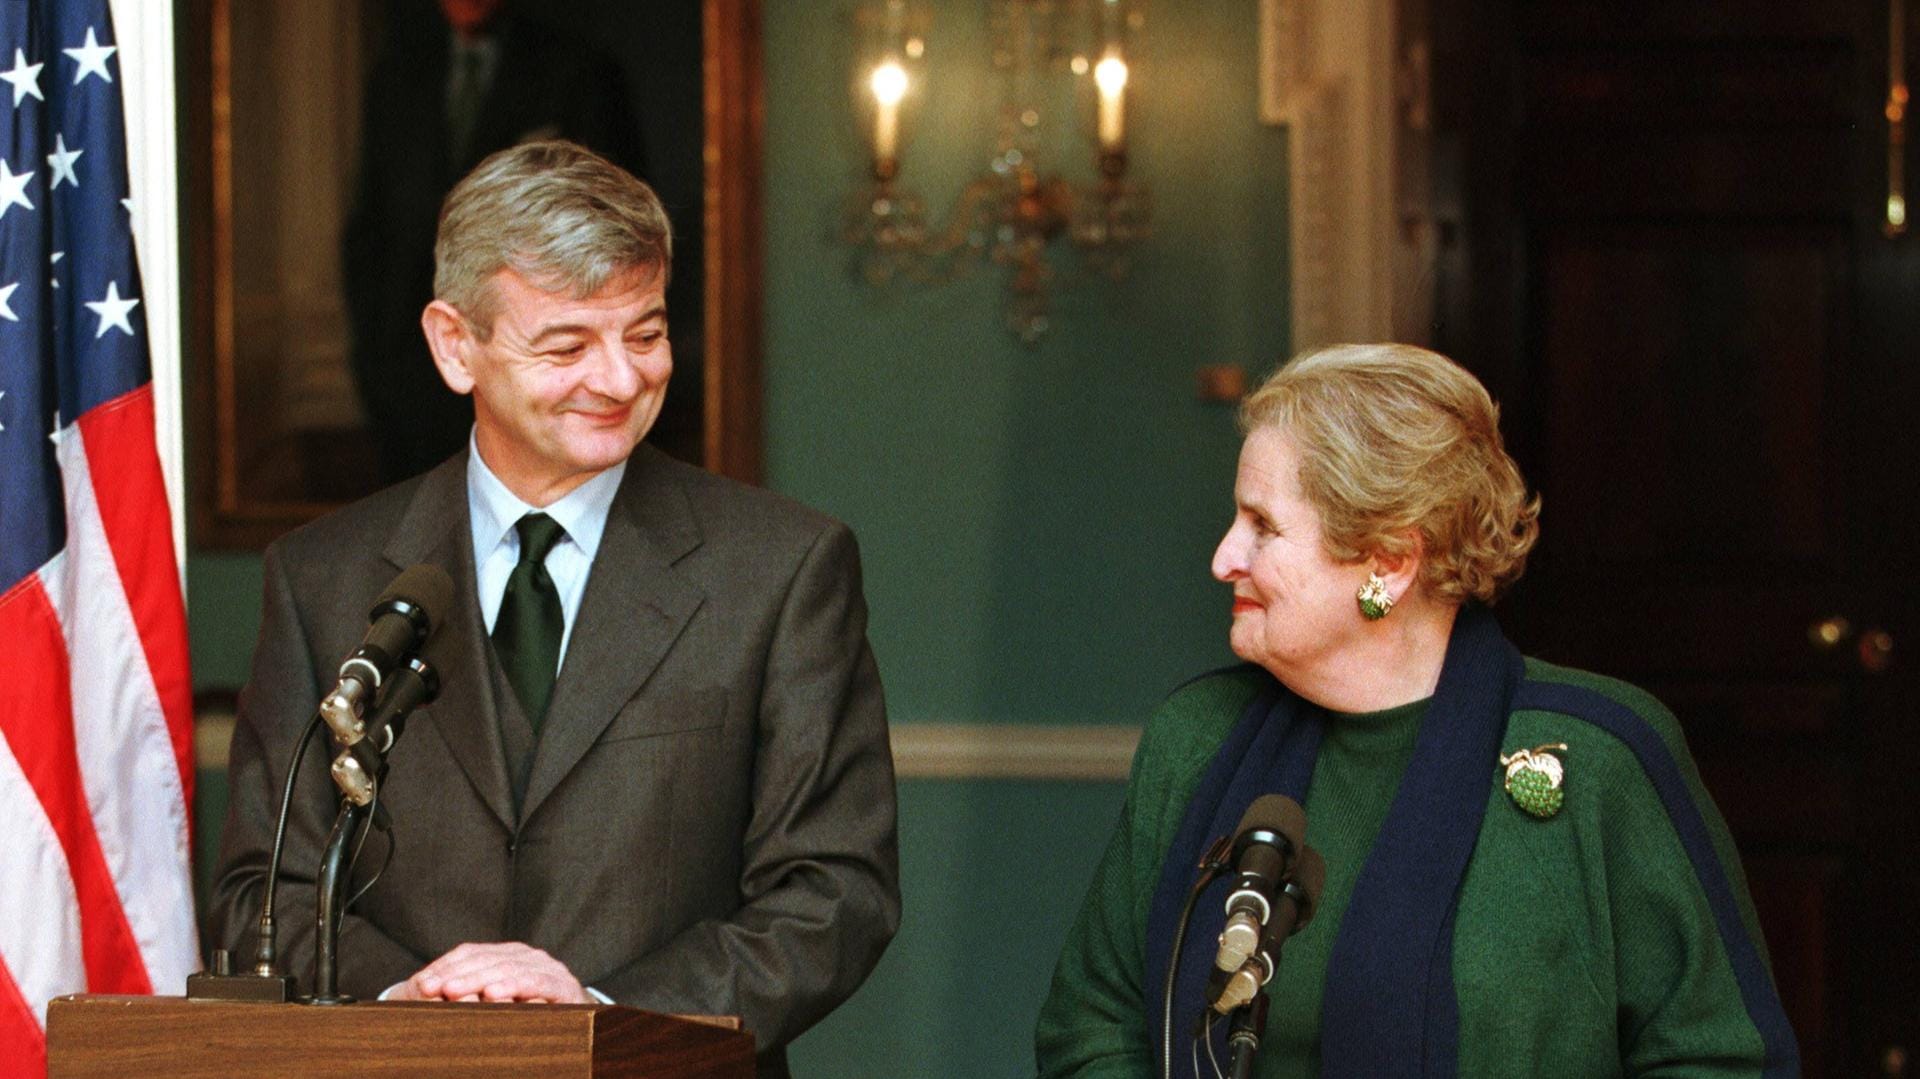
[1499,743,1569,819]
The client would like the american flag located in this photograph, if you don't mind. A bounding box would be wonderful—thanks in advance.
[0,0,197,1070]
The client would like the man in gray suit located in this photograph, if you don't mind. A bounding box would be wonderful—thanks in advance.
[212,140,898,1077]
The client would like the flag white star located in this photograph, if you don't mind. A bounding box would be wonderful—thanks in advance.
[46,134,81,189]
[0,159,33,220]
[0,49,43,106]
[0,391,8,432]
[84,280,138,338]
[120,196,132,215]
[49,250,63,290]
[63,27,114,85]
[0,282,18,321]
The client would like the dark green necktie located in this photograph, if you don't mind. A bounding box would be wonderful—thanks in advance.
[493,512,566,728]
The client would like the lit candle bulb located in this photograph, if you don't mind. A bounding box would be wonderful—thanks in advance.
[1094,53,1129,152]
[870,60,909,168]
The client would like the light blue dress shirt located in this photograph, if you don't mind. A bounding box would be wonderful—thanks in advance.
[465,432,627,675]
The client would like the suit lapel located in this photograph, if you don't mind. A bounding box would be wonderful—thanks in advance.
[381,453,517,832]
[520,447,706,823]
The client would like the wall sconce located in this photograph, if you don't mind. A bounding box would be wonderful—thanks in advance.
[843,0,1150,343]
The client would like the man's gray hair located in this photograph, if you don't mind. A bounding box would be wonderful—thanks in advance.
[433,139,673,338]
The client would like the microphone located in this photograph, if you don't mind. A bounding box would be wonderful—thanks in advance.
[331,656,440,809]
[317,564,453,743]
[1214,794,1307,975]
[1210,845,1325,1013]
[236,565,446,992]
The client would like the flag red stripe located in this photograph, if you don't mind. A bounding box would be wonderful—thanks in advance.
[77,386,195,805]
[0,954,48,1076]
[0,577,154,996]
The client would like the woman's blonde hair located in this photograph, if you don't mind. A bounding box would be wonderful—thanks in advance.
[1240,343,1541,605]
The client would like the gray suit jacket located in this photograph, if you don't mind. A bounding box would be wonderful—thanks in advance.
[210,446,900,1075]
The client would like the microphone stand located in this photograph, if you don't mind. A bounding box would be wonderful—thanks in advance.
[306,658,437,1004]
[186,711,325,1002]
[189,569,447,1004]
[1225,992,1270,1079]
[307,798,372,1004]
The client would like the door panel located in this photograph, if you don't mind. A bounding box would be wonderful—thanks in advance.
[1537,229,1838,568]
[1431,2,1919,1074]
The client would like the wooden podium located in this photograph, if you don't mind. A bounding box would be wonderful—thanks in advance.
[46,995,755,1078]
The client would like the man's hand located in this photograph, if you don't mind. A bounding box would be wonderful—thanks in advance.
[389,942,591,1004]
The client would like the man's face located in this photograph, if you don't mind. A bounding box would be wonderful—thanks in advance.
[427,265,670,505]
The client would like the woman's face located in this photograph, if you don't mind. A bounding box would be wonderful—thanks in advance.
[1211,427,1368,681]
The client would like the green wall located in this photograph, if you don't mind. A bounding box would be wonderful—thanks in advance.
[761,0,1285,728]
[772,2,1284,1072]
[185,3,1286,1075]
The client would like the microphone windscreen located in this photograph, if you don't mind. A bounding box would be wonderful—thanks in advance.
[374,563,456,636]
[1236,793,1307,852]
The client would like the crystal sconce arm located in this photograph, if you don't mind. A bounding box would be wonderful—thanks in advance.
[843,0,1151,343]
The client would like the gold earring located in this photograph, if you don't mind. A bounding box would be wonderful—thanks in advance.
[1357,572,1394,620]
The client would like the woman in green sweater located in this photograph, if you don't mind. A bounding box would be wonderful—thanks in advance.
[1035,344,1796,1078]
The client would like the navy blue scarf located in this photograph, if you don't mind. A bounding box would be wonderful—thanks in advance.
[1144,605,1523,1077]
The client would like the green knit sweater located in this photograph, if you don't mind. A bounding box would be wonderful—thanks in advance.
[1035,660,1783,1078]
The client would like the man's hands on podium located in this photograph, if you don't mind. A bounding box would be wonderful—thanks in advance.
[387,942,592,1004]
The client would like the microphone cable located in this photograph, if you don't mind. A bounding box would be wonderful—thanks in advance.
[344,786,397,913]
[1163,834,1232,1079]
[252,710,326,976]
